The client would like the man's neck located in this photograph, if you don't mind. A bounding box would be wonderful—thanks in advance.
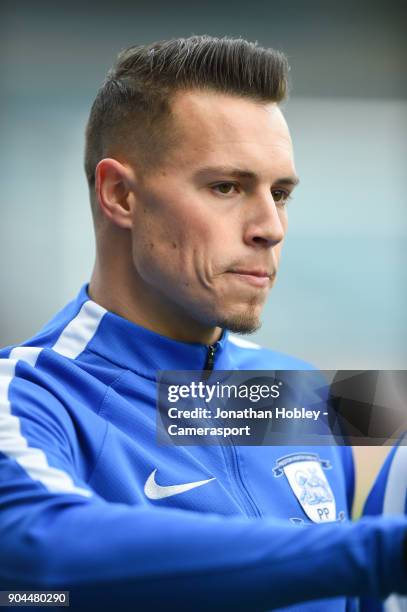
[88,263,222,346]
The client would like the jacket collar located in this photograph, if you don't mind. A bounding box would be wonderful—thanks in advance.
[76,285,233,378]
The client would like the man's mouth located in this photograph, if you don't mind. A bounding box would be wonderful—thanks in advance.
[227,269,272,288]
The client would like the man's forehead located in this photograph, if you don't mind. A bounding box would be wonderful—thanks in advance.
[167,90,295,174]
[171,89,290,142]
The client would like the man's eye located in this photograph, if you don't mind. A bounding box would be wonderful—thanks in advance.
[272,189,290,205]
[212,183,238,195]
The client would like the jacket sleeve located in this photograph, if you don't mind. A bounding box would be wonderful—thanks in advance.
[364,436,407,517]
[1,359,406,612]
[360,437,407,612]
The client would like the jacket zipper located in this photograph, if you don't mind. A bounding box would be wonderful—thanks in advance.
[227,443,262,517]
[203,344,216,371]
[203,343,262,517]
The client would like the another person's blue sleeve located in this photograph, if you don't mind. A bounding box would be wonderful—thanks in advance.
[360,437,407,612]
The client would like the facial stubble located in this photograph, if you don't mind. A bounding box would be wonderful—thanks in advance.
[215,295,263,335]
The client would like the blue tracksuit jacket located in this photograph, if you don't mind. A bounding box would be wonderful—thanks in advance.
[0,285,406,611]
[361,436,407,612]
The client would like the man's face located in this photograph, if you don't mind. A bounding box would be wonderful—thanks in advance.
[127,90,298,339]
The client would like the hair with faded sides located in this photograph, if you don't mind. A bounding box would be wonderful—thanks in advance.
[84,35,290,208]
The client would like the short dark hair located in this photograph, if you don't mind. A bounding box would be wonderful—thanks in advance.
[84,35,289,190]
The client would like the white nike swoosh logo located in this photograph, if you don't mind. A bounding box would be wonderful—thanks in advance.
[144,469,215,500]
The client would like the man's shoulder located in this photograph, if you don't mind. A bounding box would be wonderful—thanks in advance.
[0,291,114,480]
[227,334,316,370]
[0,285,91,358]
[0,287,118,414]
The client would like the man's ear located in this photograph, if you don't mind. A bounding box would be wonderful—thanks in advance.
[95,158,135,229]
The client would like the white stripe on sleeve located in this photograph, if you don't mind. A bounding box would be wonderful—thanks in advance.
[52,300,106,359]
[0,299,107,497]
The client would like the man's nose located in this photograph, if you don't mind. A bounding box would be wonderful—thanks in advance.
[243,193,286,248]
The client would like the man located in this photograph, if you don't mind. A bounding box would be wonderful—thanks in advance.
[0,35,406,611]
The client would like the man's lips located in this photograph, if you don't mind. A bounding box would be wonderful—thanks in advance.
[227,269,272,288]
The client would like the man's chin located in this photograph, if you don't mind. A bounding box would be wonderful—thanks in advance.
[215,309,262,335]
[224,318,262,335]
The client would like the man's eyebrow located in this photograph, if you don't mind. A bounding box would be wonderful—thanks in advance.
[276,176,300,187]
[194,166,300,186]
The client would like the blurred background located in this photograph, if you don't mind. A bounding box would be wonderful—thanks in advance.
[1,0,406,370]
[1,0,406,515]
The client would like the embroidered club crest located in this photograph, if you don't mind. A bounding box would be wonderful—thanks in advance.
[274,453,336,523]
